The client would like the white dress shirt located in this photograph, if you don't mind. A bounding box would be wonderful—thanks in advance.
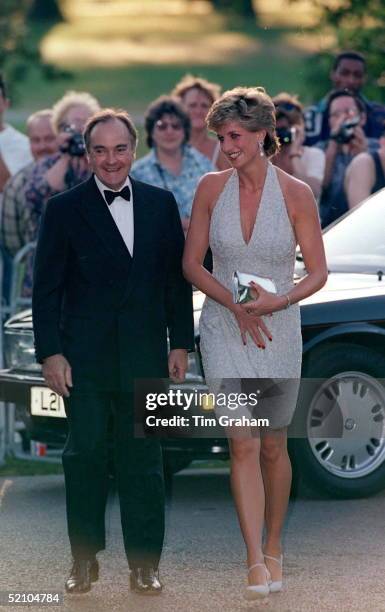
[94,174,134,256]
[0,124,33,176]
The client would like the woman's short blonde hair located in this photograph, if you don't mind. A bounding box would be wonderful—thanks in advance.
[52,90,100,133]
[172,74,221,105]
[206,86,279,157]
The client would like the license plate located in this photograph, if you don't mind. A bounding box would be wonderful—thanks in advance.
[30,386,66,418]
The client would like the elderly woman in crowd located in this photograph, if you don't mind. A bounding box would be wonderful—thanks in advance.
[172,74,229,170]
[131,95,214,232]
[272,93,325,200]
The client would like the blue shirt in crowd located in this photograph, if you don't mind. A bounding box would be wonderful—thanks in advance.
[131,145,214,219]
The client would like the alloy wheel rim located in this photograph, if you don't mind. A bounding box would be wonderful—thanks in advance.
[307,372,385,479]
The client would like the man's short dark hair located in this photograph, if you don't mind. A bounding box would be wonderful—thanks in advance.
[84,108,138,152]
[0,73,7,99]
[326,88,366,116]
[333,51,366,72]
[144,96,191,149]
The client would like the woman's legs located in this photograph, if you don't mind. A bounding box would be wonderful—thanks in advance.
[229,434,267,586]
[260,428,291,581]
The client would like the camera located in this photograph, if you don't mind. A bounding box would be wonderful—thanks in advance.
[276,127,295,146]
[60,125,86,157]
[330,116,360,145]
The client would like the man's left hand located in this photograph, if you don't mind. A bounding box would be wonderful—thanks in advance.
[168,349,188,383]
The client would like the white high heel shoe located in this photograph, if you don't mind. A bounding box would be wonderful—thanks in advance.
[264,554,283,593]
[244,562,270,600]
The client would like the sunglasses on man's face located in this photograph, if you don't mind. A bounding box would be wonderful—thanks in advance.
[155,120,183,131]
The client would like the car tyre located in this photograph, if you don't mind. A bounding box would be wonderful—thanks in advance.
[290,342,385,499]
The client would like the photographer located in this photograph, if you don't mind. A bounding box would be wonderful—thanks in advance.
[25,91,100,244]
[272,93,325,200]
[22,91,100,297]
[318,89,378,228]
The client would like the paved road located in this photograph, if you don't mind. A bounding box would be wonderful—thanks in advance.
[1,467,385,612]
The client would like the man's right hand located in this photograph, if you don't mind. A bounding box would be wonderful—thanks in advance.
[42,354,73,397]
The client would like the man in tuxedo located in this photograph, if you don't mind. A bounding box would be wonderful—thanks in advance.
[32,109,194,594]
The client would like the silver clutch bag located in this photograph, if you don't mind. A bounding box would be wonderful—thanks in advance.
[232,271,277,304]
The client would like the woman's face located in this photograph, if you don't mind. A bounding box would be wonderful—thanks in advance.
[151,113,185,153]
[60,104,94,133]
[215,120,265,168]
[182,88,212,131]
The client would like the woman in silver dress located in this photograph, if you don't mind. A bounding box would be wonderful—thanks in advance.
[183,87,327,599]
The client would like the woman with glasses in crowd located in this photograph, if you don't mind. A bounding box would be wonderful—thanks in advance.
[131,96,214,232]
[172,74,229,170]
[272,93,325,200]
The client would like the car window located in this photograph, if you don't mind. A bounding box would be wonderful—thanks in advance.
[323,188,385,272]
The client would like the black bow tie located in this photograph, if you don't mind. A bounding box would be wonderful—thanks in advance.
[104,185,131,206]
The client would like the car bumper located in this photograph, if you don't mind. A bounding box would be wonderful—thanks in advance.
[0,369,228,458]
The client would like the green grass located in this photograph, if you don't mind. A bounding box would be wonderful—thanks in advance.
[0,456,63,477]
[9,1,327,157]
[11,0,321,119]
[20,54,309,110]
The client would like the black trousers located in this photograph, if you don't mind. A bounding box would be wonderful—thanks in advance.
[62,390,165,568]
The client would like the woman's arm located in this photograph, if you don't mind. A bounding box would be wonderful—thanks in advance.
[183,173,233,309]
[183,172,272,347]
[286,180,328,301]
[345,153,375,209]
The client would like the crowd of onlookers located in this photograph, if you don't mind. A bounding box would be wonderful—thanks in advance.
[0,49,384,308]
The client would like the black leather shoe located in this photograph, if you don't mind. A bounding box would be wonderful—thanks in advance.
[65,558,99,594]
[130,566,163,595]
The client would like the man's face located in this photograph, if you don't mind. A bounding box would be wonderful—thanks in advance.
[328,95,363,132]
[331,59,366,93]
[28,116,58,160]
[87,118,136,190]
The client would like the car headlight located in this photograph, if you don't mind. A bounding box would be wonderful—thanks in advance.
[3,329,41,372]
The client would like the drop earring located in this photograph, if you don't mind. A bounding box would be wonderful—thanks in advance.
[259,141,264,157]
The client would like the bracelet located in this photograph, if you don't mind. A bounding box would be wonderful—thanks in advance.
[289,153,302,159]
[284,294,291,309]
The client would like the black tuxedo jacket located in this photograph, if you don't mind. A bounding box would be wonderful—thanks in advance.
[32,175,194,391]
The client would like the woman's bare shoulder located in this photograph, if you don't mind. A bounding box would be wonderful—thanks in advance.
[195,169,233,208]
[274,165,312,197]
[199,168,233,191]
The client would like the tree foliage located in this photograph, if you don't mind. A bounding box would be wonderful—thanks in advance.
[0,0,67,100]
[301,0,385,102]
[0,1,38,93]
[27,0,64,22]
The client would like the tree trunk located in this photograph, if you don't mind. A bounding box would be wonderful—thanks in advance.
[211,0,256,18]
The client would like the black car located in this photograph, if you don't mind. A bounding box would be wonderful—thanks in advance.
[2,188,385,498]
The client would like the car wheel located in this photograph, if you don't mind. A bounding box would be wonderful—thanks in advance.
[290,342,385,498]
